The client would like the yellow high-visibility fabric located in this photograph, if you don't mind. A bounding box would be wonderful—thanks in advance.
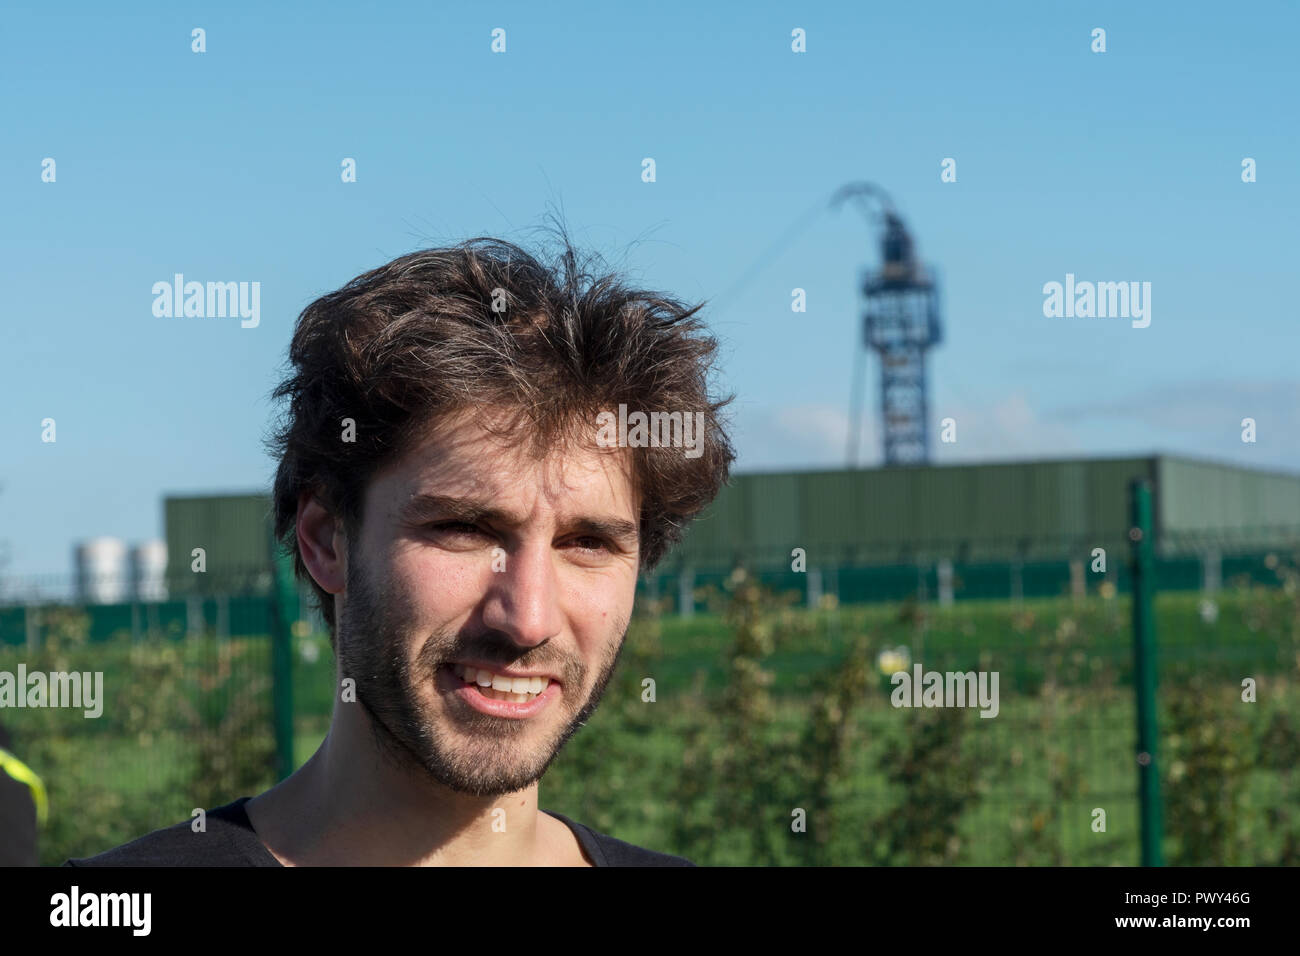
[0,746,48,825]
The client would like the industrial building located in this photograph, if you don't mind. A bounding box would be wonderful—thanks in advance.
[662,454,1300,567]
[7,450,1294,647]
[3,454,1297,646]
[153,453,1300,618]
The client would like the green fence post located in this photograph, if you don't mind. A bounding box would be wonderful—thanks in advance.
[267,533,297,782]
[1129,479,1164,866]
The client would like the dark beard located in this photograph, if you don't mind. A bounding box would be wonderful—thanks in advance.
[335,545,627,797]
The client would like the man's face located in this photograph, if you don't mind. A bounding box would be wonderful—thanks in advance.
[335,411,641,797]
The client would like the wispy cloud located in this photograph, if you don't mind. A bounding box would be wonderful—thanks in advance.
[1051,380,1300,470]
[1055,380,1300,433]
[732,392,1088,470]
[932,392,1086,462]
[732,403,866,470]
[729,382,1300,474]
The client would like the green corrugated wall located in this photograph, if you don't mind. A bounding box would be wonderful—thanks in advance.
[164,493,274,594]
[155,456,1300,582]
[664,456,1165,571]
[1157,458,1300,551]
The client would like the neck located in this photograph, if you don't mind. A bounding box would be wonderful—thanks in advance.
[245,700,549,866]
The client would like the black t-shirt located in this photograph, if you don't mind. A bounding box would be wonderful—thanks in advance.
[62,797,694,867]
[0,767,39,867]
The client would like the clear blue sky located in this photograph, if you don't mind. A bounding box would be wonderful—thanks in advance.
[2,0,1297,579]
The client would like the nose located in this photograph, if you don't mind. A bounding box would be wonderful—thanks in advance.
[480,542,564,649]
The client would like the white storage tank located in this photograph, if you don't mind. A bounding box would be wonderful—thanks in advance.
[75,537,128,604]
[131,540,168,602]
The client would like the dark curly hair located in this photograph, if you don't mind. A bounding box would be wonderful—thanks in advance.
[263,231,734,640]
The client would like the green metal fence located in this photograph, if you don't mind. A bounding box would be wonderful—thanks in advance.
[636,542,1293,614]
[2,516,1297,865]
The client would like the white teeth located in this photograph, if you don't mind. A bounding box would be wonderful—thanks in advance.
[451,663,552,701]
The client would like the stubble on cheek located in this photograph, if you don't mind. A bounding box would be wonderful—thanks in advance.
[336,554,444,766]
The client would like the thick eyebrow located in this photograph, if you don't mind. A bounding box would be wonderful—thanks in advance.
[401,493,509,525]
[566,516,641,550]
[401,493,640,549]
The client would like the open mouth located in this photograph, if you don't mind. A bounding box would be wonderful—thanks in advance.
[448,663,554,704]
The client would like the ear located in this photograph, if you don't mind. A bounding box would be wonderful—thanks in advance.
[296,490,347,595]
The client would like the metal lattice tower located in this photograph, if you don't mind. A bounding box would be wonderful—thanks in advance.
[835,184,943,466]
